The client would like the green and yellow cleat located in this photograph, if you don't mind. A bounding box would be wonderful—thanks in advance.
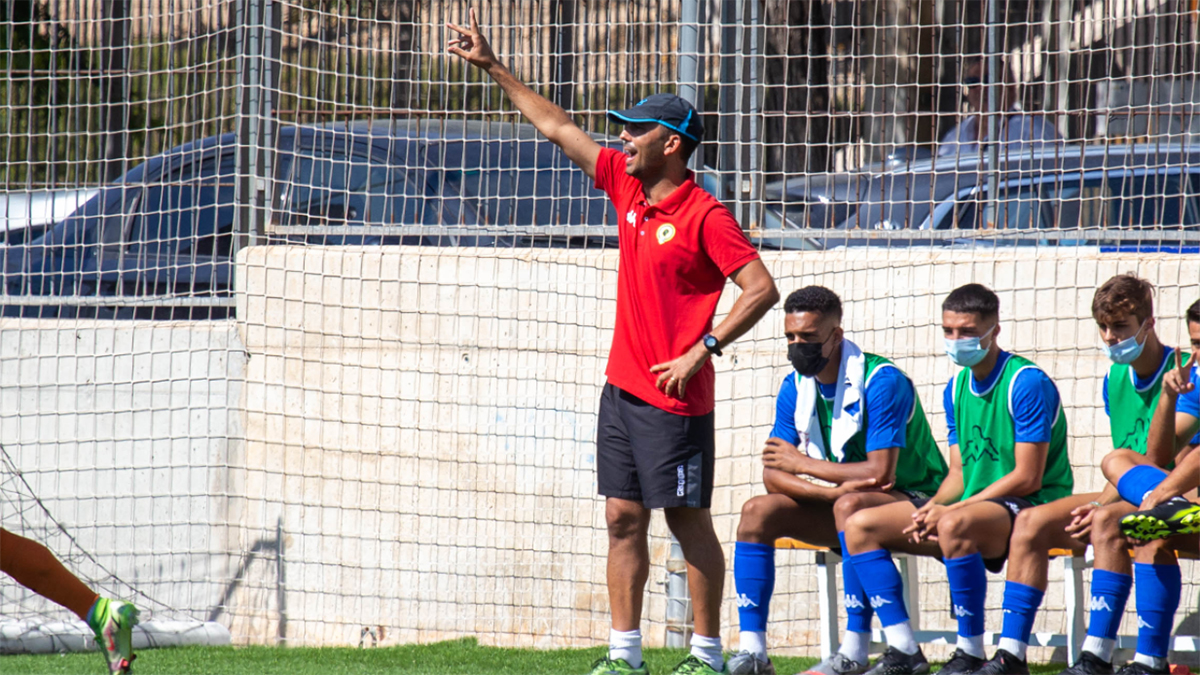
[669,654,728,675]
[87,597,140,674]
[588,657,651,675]
[1120,498,1200,542]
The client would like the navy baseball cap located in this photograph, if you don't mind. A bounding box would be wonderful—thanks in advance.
[607,93,704,142]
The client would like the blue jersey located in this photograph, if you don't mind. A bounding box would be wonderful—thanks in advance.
[944,351,1060,447]
[770,365,914,452]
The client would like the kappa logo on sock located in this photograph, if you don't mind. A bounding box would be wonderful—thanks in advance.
[1137,615,1154,630]
[736,593,759,608]
[868,595,893,608]
[953,605,975,618]
[845,595,866,609]
[1088,596,1114,612]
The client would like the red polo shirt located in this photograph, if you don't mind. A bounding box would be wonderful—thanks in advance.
[594,147,760,416]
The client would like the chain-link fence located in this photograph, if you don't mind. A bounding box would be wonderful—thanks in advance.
[2,0,1200,316]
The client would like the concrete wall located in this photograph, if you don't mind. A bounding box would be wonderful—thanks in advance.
[1,246,1197,658]
[231,245,1199,654]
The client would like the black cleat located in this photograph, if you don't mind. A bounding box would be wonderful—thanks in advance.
[1120,498,1200,542]
[862,647,929,675]
[938,649,987,675]
[973,649,1029,675]
[1055,651,1115,675]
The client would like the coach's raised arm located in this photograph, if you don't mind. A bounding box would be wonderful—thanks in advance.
[447,8,603,180]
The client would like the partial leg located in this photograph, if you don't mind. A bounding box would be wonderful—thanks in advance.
[1000,495,1096,663]
[844,500,940,669]
[0,527,96,619]
[936,502,1014,662]
[665,506,726,671]
[1078,501,1139,668]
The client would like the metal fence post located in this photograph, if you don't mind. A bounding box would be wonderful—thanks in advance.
[234,0,280,257]
[985,0,1000,228]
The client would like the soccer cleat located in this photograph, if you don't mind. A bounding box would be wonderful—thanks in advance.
[1055,651,1115,675]
[937,648,987,675]
[802,652,869,675]
[727,651,776,675]
[1120,499,1200,542]
[862,647,930,675]
[1114,662,1170,675]
[972,649,1030,675]
[588,657,651,675]
[86,597,139,674]
[669,654,728,675]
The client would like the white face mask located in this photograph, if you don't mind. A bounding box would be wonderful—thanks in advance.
[944,324,996,368]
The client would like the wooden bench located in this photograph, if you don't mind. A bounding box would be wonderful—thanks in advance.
[775,538,1199,663]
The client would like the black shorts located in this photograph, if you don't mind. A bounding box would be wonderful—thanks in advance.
[596,383,715,509]
[908,495,1033,573]
[896,488,931,502]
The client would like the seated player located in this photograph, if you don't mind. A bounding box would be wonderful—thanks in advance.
[991,278,1197,675]
[1077,322,1200,675]
[727,286,948,675]
[842,283,1074,675]
[0,527,139,673]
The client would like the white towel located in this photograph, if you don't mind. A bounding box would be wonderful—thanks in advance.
[792,339,866,462]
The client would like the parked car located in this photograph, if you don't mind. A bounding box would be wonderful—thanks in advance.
[757,143,1200,251]
[1,120,618,319]
[0,188,98,246]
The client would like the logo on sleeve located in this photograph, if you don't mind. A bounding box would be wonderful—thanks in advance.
[656,223,676,245]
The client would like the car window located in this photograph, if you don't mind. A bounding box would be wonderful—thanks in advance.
[276,139,422,226]
[126,151,236,258]
[951,185,1047,230]
[947,170,1200,231]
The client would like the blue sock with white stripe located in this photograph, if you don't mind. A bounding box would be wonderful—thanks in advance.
[734,541,775,657]
[998,581,1044,661]
[838,532,873,634]
[848,549,909,626]
[1134,562,1181,660]
[945,553,988,657]
[1116,465,1168,507]
[1087,570,1132,641]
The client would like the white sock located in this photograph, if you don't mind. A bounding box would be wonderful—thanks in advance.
[610,628,643,668]
[1134,653,1167,671]
[691,633,724,671]
[1081,636,1115,663]
[957,634,986,659]
[997,637,1028,661]
[838,631,871,663]
[738,630,767,660]
[883,621,919,656]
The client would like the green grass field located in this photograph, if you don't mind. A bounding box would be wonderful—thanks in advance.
[0,638,1072,675]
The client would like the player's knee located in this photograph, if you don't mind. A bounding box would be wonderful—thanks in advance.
[1100,449,1139,485]
[832,492,871,528]
[1009,507,1047,552]
[937,510,972,546]
[1090,506,1124,546]
[841,511,876,553]
[736,496,779,540]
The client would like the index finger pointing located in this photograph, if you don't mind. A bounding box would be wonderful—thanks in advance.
[470,7,480,32]
[447,22,471,37]
[1177,348,1185,373]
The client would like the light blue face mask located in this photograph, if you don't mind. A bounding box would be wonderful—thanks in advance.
[1100,320,1149,365]
[944,324,996,368]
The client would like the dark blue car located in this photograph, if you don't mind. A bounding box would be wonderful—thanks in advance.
[1,120,617,319]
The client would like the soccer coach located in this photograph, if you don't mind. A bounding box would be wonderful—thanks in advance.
[449,10,780,675]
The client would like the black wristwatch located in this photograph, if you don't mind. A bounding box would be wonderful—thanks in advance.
[702,334,723,357]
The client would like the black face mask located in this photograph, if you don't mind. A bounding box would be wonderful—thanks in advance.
[788,340,829,377]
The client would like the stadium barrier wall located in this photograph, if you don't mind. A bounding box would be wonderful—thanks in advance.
[2,246,1198,658]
